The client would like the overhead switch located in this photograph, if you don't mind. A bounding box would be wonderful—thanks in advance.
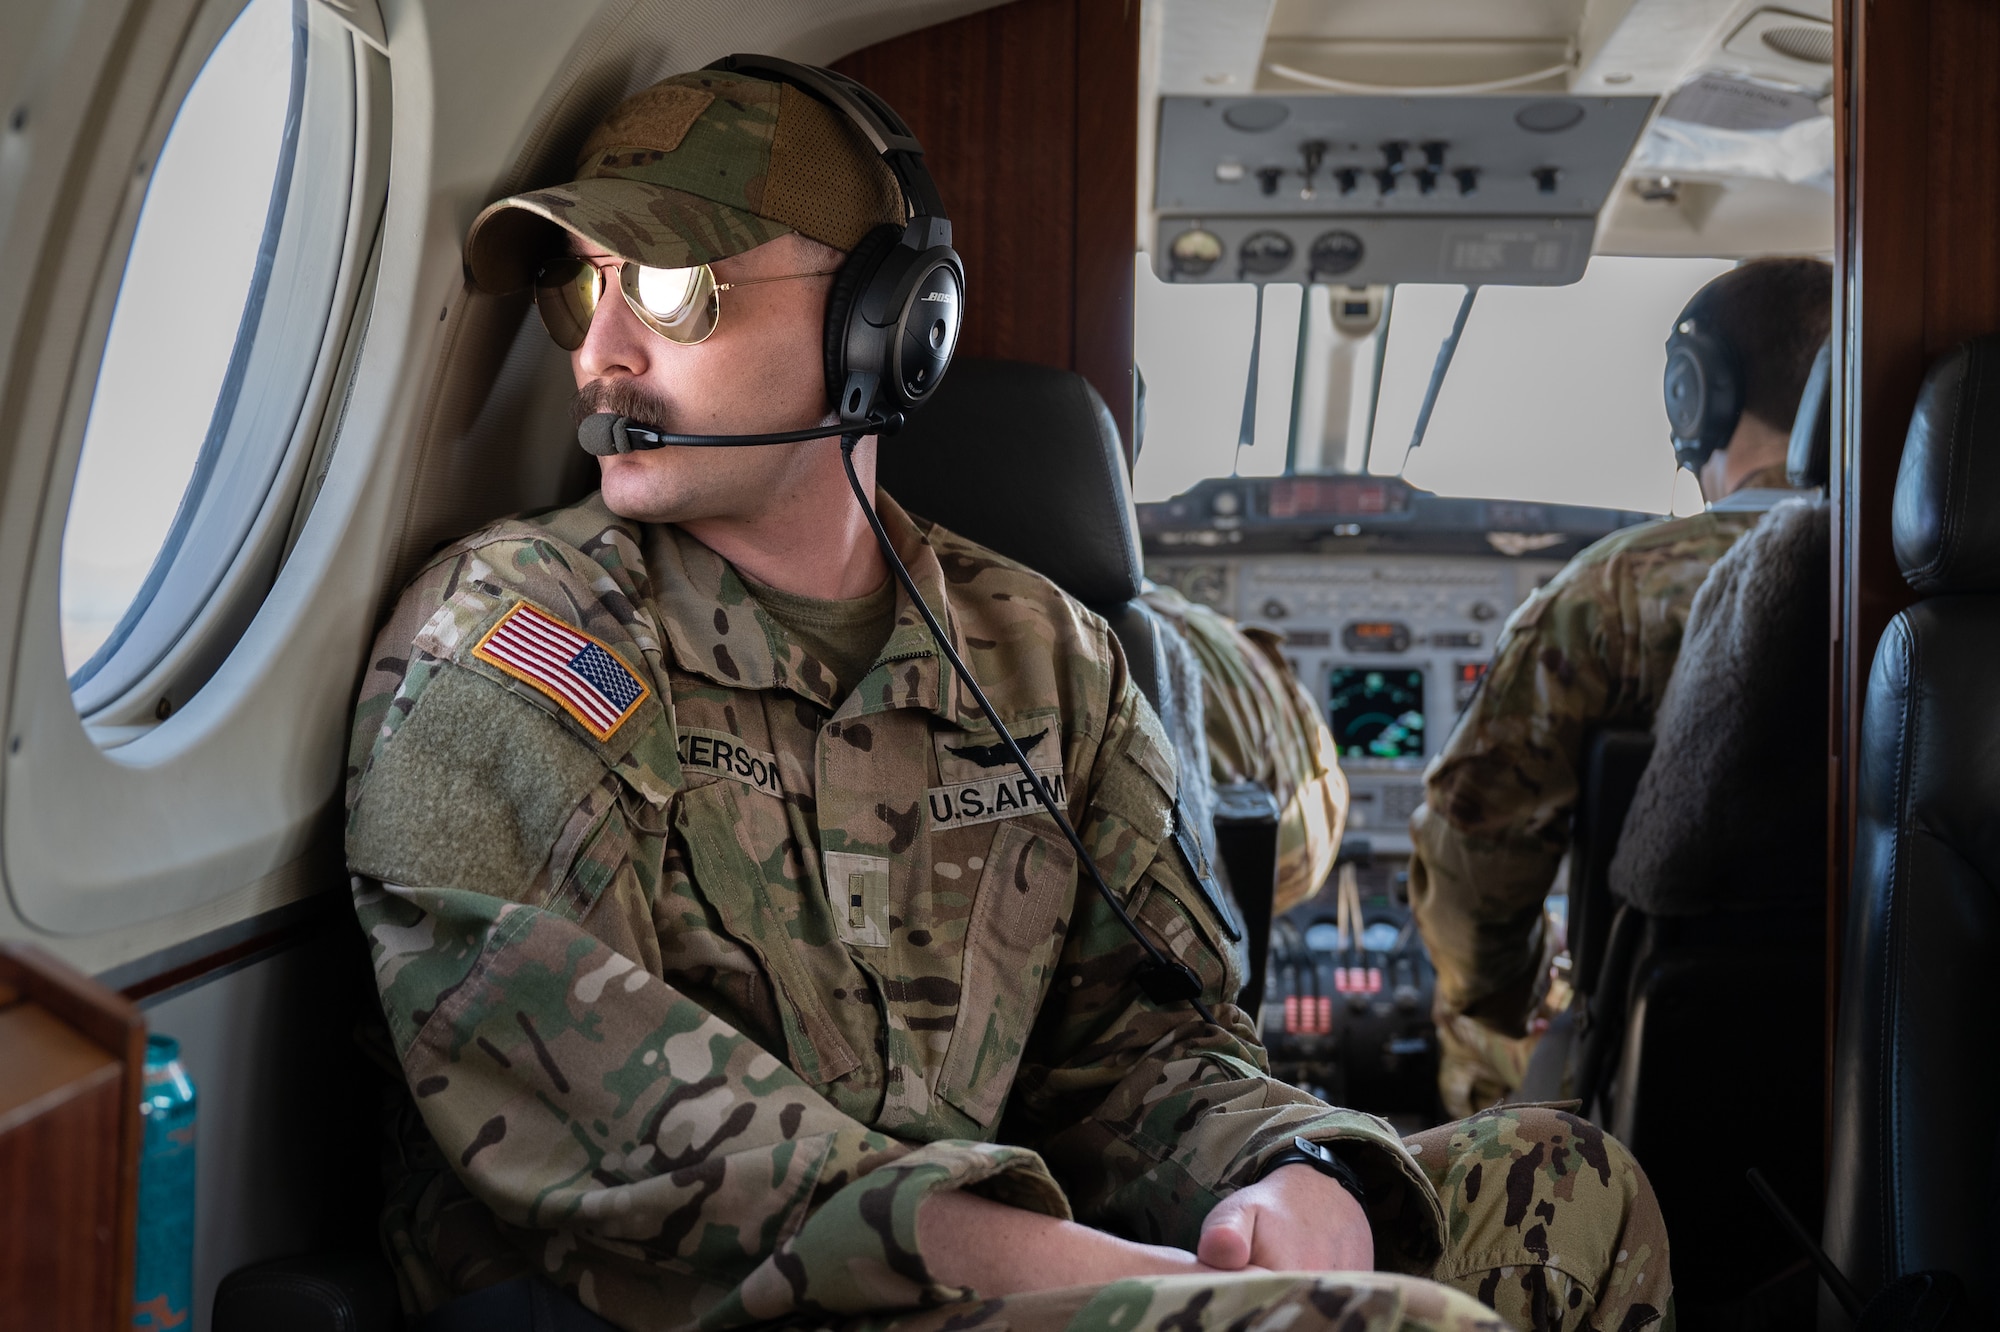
[1533,165,1562,194]
[1453,167,1481,196]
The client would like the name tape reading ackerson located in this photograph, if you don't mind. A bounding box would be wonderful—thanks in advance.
[676,728,783,798]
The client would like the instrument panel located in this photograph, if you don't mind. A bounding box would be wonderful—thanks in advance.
[1149,550,1566,855]
[1141,474,1651,857]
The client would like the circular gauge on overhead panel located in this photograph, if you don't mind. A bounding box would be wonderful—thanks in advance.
[1223,100,1290,132]
[1309,229,1365,277]
[1238,230,1295,276]
[1168,227,1224,277]
[1515,100,1587,133]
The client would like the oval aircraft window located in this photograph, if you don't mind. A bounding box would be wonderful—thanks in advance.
[58,0,357,726]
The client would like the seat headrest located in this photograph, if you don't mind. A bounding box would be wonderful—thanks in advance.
[1894,336,2000,595]
[876,357,1143,608]
[1787,340,1833,489]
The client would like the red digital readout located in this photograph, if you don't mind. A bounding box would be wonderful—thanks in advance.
[1268,477,1409,519]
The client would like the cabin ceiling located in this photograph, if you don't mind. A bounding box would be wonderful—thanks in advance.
[1147,0,1835,259]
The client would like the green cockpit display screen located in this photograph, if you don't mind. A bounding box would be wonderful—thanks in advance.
[1327,667,1425,760]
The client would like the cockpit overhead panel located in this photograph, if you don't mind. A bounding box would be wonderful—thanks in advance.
[1154,94,1656,287]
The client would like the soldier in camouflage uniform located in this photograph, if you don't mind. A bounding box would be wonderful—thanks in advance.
[1409,259,1832,1116]
[1139,584,1348,917]
[348,66,1673,1332]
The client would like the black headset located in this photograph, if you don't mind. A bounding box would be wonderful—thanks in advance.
[582,57,966,457]
[1662,298,1743,473]
[712,54,965,428]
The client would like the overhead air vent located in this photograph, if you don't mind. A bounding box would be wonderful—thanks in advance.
[1761,24,1834,66]
[1722,9,1837,90]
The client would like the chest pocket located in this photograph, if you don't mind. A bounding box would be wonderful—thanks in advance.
[674,779,861,1086]
[936,821,1076,1126]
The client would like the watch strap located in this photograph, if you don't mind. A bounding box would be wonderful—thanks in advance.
[1252,1135,1368,1206]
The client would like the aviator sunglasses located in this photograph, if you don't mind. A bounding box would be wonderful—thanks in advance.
[532,255,838,350]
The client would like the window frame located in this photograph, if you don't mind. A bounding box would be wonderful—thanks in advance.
[67,0,359,727]
[0,0,390,942]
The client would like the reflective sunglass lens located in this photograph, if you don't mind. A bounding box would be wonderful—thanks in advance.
[532,257,599,351]
[621,262,720,344]
[633,265,700,321]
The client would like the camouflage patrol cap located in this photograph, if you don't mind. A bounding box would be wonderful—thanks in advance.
[465,70,907,293]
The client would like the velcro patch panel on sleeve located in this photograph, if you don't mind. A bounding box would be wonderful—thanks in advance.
[471,602,651,743]
[675,728,783,797]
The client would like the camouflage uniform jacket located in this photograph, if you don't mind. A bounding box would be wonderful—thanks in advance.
[346,491,1447,1331]
[1409,468,1796,1031]
[1139,585,1348,917]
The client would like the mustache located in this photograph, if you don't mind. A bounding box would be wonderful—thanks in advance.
[570,379,674,431]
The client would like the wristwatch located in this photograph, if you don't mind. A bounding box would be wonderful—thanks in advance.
[1253,1136,1368,1207]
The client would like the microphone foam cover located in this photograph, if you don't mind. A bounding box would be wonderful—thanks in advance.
[577,413,628,457]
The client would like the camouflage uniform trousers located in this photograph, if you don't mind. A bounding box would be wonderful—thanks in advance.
[823,1108,1671,1332]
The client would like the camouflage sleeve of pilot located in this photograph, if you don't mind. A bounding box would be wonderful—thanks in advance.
[1409,567,1621,1033]
[345,549,1068,1329]
[999,674,1448,1275]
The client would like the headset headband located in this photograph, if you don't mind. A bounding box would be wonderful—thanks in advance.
[709,54,950,226]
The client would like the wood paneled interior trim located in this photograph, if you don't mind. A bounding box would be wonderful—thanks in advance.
[834,0,1140,455]
[0,1004,120,1130]
[117,901,330,1005]
[1830,0,2000,1117]
[0,944,145,1330]
[1071,0,1139,461]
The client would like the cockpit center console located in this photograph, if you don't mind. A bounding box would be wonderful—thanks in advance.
[1142,473,1652,1120]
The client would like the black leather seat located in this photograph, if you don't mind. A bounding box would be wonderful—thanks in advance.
[1551,354,1835,1316]
[1823,336,2000,1324]
[1788,339,1833,490]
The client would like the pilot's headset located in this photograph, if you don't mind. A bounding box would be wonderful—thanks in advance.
[1661,277,1745,473]
[711,55,965,429]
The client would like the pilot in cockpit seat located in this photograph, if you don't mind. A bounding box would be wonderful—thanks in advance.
[1407,257,1832,1118]
[344,62,1671,1332]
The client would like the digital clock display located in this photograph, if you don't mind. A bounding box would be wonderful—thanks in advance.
[1341,620,1412,653]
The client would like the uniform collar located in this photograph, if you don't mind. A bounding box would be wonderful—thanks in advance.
[645,490,969,725]
[1708,463,1809,513]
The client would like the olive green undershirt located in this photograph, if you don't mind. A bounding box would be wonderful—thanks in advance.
[741,573,899,700]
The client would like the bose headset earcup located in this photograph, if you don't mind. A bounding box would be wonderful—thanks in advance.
[1662,318,1742,472]
[1663,343,1712,470]
[823,223,902,415]
[825,220,964,424]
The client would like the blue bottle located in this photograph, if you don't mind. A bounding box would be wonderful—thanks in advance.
[133,1033,196,1331]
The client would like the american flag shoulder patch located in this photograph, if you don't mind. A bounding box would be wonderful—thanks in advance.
[470,602,651,742]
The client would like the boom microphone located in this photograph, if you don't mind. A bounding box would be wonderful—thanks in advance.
[577,411,903,456]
